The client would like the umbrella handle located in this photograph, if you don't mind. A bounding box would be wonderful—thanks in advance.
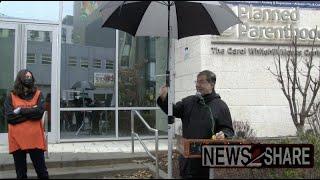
[166,70,170,87]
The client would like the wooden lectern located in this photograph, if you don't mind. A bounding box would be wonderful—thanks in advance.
[176,135,249,158]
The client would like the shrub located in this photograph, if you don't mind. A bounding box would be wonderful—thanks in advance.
[299,132,320,177]
[232,120,256,141]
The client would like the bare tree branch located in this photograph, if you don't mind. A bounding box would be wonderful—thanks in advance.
[269,52,282,80]
[267,66,280,79]
[301,27,317,126]
[296,76,304,94]
[297,68,308,77]
[269,26,320,134]
[291,36,299,123]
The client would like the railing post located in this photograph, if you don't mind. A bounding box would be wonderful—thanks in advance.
[131,109,160,178]
[155,130,159,179]
[42,111,49,159]
[131,110,134,153]
[168,123,174,179]
[209,168,214,179]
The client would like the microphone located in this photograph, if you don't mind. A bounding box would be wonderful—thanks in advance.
[196,92,215,135]
[196,91,205,105]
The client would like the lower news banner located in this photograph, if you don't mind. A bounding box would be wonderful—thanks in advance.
[201,144,314,168]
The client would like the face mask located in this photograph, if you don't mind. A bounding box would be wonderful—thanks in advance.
[22,78,33,88]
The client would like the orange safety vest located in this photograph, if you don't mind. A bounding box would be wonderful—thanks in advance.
[8,90,46,153]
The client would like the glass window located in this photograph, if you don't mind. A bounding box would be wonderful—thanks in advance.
[59,1,168,139]
[41,54,52,64]
[27,53,36,64]
[62,28,67,42]
[68,56,77,67]
[26,30,53,132]
[44,32,51,42]
[93,59,102,68]
[118,32,167,107]
[0,28,15,133]
[148,62,156,81]
[106,60,113,70]
[60,1,116,142]
[92,93,113,107]
[61,1,116,139]
[120,56,129,67]
[0,29,10,38]
[60,110,116,139]
[28,30,52,43]
[29,31,39,41]
[119,110,167,137]
[80,57,89,68]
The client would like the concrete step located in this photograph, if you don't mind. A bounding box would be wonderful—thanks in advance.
[0,152,153,171]
[0,162,151,179]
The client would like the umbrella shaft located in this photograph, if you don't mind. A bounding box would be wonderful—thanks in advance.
[167,2,174,179]
[166,1,171,86]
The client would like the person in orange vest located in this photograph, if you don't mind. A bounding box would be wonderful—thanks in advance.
[4,69,49,179]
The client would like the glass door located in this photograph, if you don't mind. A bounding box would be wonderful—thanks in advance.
[24,24,59,143]
[0,23,18,145]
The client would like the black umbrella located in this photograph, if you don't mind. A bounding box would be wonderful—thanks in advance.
[71,80,95,90]
[100,1,241,178]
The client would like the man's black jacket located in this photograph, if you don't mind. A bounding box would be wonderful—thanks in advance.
[157,92,234,139]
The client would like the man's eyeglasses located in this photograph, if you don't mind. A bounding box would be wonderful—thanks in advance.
[194,80,209,85]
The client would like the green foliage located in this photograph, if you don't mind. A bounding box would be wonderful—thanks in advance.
[299,132,320,171]
[232,120,256,141]
[282,169,300,179]
[267,169,300,179]
[278,137,296,144]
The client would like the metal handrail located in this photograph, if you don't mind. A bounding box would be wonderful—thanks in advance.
[41,111,49,159]
[131,110,159,179]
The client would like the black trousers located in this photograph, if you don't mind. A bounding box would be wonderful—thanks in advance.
[12,149,49,179]
[178,155,209,179]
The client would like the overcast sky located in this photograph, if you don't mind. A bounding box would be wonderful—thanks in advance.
[0,1,73,21]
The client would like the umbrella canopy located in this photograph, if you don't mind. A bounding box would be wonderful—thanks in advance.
[71,81,95,90]
[100,1,241,39]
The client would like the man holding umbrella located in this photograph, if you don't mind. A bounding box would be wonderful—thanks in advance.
[100,1,241,178]
[157,70,234,178]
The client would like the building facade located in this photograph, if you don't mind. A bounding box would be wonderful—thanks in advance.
[174,1,320,137]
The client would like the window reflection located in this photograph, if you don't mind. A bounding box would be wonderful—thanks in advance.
[0,29,14,133]
[26,30,52,132]
[118,32,164,107]
[119,110,167,137]
[60,110,115,139]
[61,1,116,108]
[59,1,168,139]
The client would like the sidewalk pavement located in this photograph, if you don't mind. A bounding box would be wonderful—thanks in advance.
[0,139,172,166]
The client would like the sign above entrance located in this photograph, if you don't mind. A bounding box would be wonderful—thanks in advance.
[224,1,320,9]
[212,4,320,45]
[94,72,114,88]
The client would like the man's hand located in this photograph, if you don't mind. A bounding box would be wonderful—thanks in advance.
[159,84,168,101]
[215,131,225,140]
[212,131,225,140]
